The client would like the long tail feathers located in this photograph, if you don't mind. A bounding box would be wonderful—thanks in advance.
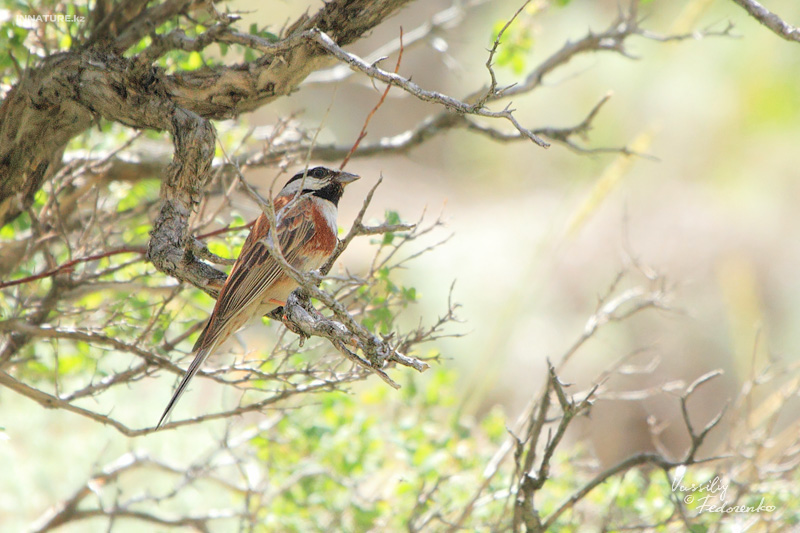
[156,347,211,430]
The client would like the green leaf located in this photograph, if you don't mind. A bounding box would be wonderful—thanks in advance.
[183,51,203,70]
[260,31,280,43]
[59,32,72,50]
[0,224,14,239]
[117,179,159,212]
[207,240,232,259]
[385,210,401,225]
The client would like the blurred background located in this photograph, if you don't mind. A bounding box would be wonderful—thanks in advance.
[240,0,800,464]
[3,0,800,528]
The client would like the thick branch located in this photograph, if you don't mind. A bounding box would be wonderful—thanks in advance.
[146,108,227,296]
[0,0,413,228]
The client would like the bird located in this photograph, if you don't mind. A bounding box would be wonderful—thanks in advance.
[157,166,359,429]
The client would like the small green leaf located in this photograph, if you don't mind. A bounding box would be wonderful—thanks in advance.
[385,210,401,225]
[402,287,416,301]
[260,31,280,43]
[183,51,203,70]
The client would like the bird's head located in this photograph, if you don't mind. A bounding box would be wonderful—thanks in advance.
[281,166,360,206]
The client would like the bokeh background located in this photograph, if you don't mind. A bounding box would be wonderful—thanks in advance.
[246,0,800,463]
[3,0,800,528]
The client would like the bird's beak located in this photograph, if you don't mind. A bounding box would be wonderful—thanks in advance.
[336,171,360,186]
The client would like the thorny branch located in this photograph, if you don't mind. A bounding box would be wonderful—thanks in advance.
[473,0,533,110]
[443,266,729,532]
[304,1,483,85]
[62,0,739,185]
[508,367,728,531]
[306,28,548,148]
[300,1,735,160]
[444,267,669,531]
[533,371,727,532]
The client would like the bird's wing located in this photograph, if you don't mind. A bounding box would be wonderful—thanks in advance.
[158,199,318,428]
[194,198,318,352]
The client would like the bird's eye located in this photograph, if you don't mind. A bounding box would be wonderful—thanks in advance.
[310,167,327,178]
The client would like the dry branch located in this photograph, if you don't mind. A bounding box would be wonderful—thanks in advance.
[0,0,414,227]
[730,0,800,43]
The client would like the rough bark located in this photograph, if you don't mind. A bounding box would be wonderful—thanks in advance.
[0,0,413,290]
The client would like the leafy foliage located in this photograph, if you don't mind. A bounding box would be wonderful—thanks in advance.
[491,18,534,75]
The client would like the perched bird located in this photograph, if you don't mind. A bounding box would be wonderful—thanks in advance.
[157,166,359,429]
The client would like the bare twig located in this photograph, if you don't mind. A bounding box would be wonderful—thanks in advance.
[306,29,549,148]
[340,28,405,170]
[473,0,533,109]
[0,247,146,289]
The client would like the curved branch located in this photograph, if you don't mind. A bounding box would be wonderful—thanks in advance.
[0,0,414,227]
[305,29,549,147]
[146,108,226,296]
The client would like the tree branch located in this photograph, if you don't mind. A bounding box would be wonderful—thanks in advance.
[730,0,800,43]
[0,0,414,228]
[305,29,549,148]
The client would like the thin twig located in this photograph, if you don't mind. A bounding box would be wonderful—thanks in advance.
[340,28,405,170]
[306,29,550,148]
[0,247,146,289]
